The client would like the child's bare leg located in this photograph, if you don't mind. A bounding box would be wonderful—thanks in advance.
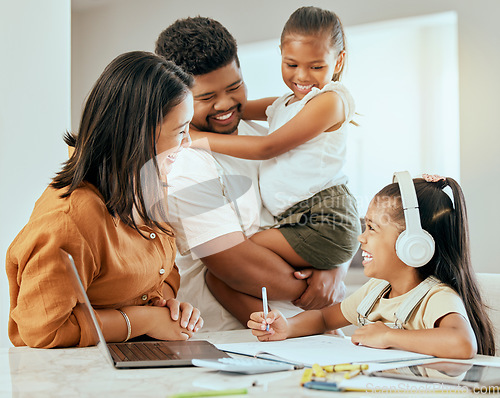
[250,228,310,269]
[205,270,264,326]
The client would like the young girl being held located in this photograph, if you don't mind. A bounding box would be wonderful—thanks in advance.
[190,6,360,322]
[248,172,495,359]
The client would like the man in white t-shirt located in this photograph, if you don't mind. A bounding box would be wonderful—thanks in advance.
[155,17,348,331]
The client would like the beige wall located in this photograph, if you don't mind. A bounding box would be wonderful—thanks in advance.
[72,0,500,273]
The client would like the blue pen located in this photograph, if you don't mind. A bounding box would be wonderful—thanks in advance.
[303,381,341,392]
[262,287,269,331]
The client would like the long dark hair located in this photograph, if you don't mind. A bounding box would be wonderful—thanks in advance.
[51,51,193,234]
[375,177,495,355]
[281,6,347,81]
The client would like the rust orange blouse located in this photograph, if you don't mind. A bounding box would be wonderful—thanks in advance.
[6,183,179,348]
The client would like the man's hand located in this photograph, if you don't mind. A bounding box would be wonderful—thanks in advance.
[292,263,348,310]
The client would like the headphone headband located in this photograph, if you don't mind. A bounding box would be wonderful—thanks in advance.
[392,171,435,267]
[393,171,423,234]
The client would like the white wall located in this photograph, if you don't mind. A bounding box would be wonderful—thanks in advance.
[0,0,71,348]
[72,0,500,275]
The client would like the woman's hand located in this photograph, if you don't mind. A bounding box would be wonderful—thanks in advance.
[151,298,203,333]
[115,305,193,341]
[351,321,392,349]
[146,306,193,341]
[166,298,204,333]
[247,310,288,341]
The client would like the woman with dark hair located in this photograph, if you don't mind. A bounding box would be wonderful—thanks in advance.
[6,51,202,348]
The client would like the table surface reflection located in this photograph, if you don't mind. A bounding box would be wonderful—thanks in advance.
[1,329,500,397]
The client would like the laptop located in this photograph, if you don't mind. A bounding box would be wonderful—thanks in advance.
[60,249,230,368]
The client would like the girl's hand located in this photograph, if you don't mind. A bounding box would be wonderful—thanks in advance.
[188,129,211,150]
[187,126,218,150]
[351,321,392,349]
[187,125,204,143]
[247,310,288,341]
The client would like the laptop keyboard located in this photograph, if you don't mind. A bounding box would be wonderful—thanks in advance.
[109,342,179,362]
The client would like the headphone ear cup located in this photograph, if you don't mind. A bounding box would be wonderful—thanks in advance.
[396,229,435,267]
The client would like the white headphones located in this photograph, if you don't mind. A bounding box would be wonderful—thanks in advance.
[393,171,435,267]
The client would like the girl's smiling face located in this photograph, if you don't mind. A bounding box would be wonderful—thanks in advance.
[280,33,344,101]
[358,199,407,281]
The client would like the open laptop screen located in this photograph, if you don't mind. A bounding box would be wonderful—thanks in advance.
[60,249,229,368]
[60,249,116,365]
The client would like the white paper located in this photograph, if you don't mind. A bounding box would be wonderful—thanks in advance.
[216,335,431,367]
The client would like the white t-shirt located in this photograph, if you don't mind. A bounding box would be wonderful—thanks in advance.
[167,121,301,332]
[260,81,355,216]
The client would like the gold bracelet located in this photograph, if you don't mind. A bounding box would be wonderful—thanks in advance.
[118,310,131,342]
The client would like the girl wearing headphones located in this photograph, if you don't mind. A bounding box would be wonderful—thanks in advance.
[248,172,495,358]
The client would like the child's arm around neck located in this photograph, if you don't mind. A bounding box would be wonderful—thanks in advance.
[242,97,277,121]
[190,91,345,160]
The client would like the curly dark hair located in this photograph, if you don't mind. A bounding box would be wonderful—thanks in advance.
[155,16,239,76]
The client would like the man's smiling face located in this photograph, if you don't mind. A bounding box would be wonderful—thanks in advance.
[190,60,247,135]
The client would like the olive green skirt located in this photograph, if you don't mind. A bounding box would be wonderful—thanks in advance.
[275,184,361,270]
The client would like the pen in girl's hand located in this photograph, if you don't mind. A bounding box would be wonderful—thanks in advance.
[262,287,269,331]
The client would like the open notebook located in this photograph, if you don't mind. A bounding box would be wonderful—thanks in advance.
[61,249,229,368]
[216,335,432,367]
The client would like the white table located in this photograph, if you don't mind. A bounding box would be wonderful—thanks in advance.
[1,329,499,397]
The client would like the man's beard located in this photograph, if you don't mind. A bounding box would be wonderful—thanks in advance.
[199,105,243,135]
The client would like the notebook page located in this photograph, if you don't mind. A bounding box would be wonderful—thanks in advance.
[216,335,431,367]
